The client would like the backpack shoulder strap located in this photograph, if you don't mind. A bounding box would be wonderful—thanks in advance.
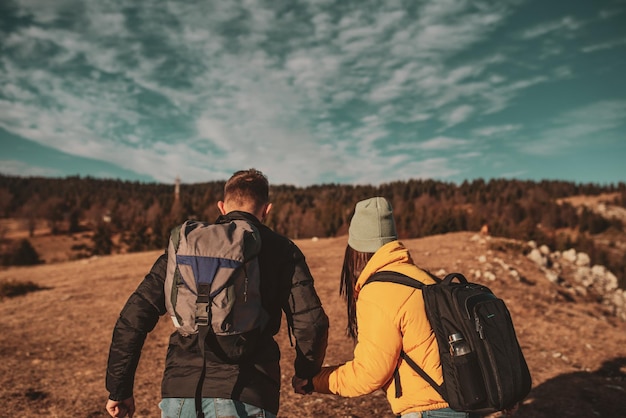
[364,270,425,289]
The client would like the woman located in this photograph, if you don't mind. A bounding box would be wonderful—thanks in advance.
[293,197,479,418]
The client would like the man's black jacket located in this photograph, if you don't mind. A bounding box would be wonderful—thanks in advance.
[106,211,329,414]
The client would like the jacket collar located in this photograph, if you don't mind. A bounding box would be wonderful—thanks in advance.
[354,240,412,294]
[216,210,261,227]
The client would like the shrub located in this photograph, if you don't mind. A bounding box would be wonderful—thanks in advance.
[1,239,42,266]
[92,223,113,255]
[0,279,43,300]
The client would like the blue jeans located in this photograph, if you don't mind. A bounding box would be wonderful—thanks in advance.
[401,407,480,418]
[159,398,276,418]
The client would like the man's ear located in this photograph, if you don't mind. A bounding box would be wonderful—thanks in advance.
[217,201,227,215]
[261,203,272,220]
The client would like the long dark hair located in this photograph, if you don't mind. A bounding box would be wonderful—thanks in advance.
[340,245,374,341]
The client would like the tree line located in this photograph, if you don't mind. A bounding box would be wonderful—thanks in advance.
[1,174,625,287]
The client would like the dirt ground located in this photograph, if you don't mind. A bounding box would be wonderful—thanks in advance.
[1,232,625,417]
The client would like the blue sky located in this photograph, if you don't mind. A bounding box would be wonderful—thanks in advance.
[1,0,625,187]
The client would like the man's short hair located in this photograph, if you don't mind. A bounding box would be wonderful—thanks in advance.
[223,169,269,212]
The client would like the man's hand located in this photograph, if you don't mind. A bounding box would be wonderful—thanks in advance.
[106,397,135,418]
[292,375,313,395]
[502,402,520,416]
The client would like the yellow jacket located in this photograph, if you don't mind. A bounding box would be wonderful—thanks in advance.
[312,240,449,415]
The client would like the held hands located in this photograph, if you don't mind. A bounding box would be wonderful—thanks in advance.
[105,397,135,418]
[502,402,520,416]
[291,375,313,395]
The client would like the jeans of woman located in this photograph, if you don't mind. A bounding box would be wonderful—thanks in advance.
[159,397,276,418]
[401,407,481,418]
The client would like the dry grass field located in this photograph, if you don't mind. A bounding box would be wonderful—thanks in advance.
[1,232,625,417]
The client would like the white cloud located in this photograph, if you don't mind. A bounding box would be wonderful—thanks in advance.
[498,169,528,179]
[0,160,63,177]
[388,136,471,153]
[598,8,624,20]
[480,75,549,114]
[86,10,127,37]
[13,0,81,24]
[394,157,462,182]
[457,152,481,159]
[519,100,626,155]
[553,66,573,79]
[581,37,626,53]
[473,124,522,137]
[195,117,231,151]
[368,62,417,103]
[442,105,474,127]
[519,16,583,39]
[419,136,469,150]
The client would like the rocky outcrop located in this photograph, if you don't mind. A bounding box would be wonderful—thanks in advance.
[526,241,625,320]
[427,234,624,321]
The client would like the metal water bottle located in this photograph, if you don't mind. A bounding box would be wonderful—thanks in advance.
[449,332,471,356]
[449,332,486,407]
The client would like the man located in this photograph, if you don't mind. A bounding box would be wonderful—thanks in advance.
[106,168,329,418]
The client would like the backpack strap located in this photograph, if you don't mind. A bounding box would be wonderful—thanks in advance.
[363,271,447,400]
[195,282,211,418]
[400,351,446,400]
[365,270,426,288]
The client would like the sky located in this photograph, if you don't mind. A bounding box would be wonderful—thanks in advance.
[1,0,625,187]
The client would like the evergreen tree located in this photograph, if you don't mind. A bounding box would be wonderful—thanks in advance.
[10,239,42,266]
[92,223,113,255]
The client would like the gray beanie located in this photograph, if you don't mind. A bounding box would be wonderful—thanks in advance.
[348,197,397,253]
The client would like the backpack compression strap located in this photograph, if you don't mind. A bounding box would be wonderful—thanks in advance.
[195,282,211,418]
[364,271,447,400]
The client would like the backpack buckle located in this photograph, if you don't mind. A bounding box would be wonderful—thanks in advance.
[195,302,209,326]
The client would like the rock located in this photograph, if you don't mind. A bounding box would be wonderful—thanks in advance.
[527,248,547,267]
[601,269,619,292]
[576,252,591,267]
[545,270,559,283]
[494,257,510,271]
[574,286,588,297]
[591,265,606,276]
[562,248,577,263]
[575,267,593,287]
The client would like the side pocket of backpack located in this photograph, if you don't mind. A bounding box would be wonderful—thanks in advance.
[450,349,487,408]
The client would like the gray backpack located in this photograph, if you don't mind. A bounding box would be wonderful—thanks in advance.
[164,219,268,362]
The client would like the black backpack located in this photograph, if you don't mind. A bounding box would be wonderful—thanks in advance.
[364,271,532,414]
